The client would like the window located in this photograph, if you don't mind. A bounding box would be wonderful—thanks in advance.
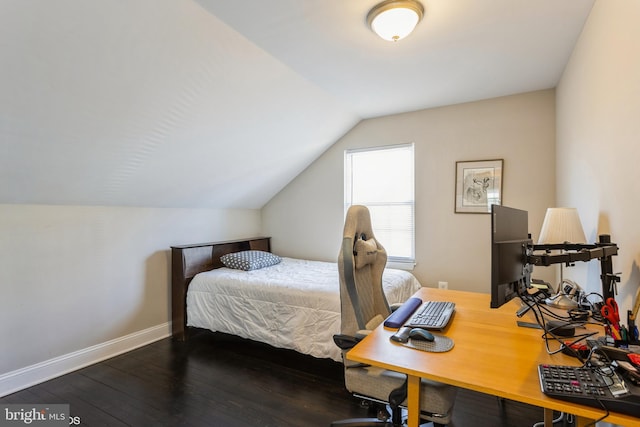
[344,143,415,263]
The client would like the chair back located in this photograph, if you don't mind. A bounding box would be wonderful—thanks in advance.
[338,205,389,337]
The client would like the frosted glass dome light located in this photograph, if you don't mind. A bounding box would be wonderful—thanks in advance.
[367,0,424,42]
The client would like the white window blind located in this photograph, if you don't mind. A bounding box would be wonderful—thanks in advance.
[344,143,415,262]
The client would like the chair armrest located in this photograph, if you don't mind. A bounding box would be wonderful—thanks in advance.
[333,329,374,350]
[333,334,361,350]
[355,330,372,341]
[334,333,375,369]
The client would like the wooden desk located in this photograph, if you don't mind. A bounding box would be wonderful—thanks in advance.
[347,288,638,427]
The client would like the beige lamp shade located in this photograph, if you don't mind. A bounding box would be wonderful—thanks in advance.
[538,208,587,244]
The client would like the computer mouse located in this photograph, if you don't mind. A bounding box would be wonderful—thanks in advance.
[409,328,435,342]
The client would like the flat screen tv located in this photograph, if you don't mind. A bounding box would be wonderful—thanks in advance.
[490,205,532,308]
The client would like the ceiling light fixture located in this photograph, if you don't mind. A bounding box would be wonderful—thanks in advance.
[367,0,424,42]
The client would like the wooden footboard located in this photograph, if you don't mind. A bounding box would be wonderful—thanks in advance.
[170,237,271,340]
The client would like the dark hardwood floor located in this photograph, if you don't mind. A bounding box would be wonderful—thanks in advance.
[2,330,551,426]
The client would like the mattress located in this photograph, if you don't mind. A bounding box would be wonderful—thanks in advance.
[186,257,421,361]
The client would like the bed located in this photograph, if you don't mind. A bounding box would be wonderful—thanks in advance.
[171,237,421,361]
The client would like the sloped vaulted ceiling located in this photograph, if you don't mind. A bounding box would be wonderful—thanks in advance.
[0,0,594,209]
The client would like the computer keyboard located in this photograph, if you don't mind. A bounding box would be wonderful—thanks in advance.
[406,300,455,330]
[538,364,640,417]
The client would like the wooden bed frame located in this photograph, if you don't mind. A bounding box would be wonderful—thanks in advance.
[170,236,271,341]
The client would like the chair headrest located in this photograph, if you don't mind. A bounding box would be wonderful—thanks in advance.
[353,236,378,269]
[343,205,381,270]
[343,205,375,240]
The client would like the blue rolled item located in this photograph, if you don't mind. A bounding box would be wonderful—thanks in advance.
[384,297,423,328]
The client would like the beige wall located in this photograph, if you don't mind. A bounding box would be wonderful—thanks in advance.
[8,0,640,399]
[263,90,557,293]
[556,0,640,315]
[0,205,261,374]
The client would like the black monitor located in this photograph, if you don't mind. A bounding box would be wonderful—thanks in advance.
[490,205,532,308]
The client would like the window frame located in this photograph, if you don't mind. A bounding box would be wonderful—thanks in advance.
[344,143,415,266]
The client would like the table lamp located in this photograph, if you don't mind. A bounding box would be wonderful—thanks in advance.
[538,207,587,309]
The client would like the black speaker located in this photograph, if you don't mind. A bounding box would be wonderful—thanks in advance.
[545,320,575,337]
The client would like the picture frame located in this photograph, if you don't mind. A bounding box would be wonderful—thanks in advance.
[455,159,503,213]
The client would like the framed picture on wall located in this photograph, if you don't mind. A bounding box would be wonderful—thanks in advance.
[455,159,503,213]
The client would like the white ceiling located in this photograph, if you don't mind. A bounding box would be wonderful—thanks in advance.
[0,0,594,209]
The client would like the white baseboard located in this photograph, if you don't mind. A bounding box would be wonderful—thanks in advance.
[0,322,171,398]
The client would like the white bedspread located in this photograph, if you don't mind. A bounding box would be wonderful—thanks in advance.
[186,257,421,361]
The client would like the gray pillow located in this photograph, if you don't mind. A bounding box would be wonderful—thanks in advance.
[220,250,281,271]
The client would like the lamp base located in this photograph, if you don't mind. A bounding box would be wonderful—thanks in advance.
[545,294,579,310]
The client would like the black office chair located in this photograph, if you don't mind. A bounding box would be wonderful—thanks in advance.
[331,205,457,427]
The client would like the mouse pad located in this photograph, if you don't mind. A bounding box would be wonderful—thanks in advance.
[405,335,454,353]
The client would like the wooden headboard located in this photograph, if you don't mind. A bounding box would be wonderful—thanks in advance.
[170,237,271,340]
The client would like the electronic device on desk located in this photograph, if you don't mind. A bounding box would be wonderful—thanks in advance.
[405,300,456,330]
[490,205,533,309]
[489,204,620,310]
[538,364,640,417]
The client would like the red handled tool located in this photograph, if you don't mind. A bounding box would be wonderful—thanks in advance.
[601,298,622,339]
